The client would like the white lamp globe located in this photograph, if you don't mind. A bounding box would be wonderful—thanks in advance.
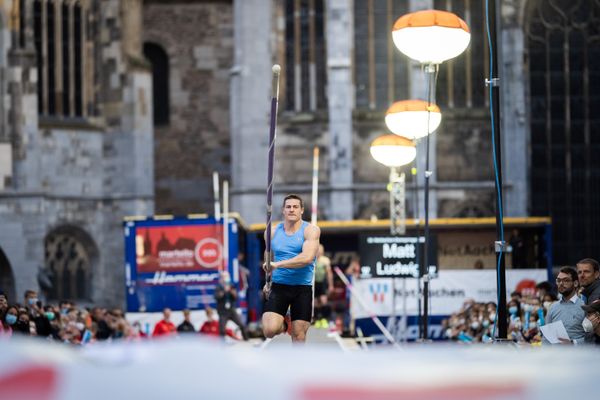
[370,135,417,168]
[392,10,471,64]
[385,100,442,139]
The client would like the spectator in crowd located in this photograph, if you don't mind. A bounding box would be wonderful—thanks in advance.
[510,291,521,303]
[535,281,554,302]
[214,272,248,340]
[91,307,113,340]
[0,293,8,334]
[0,292,7,314]
[110,309,128,339]
[23,289,38,309]
[199,306,236,339]
[577,258,600,305]
[43,305,61,340]
[22,289,52,336]
[581,299,600,345]
[542,292,558,312]
[152,308,176,337]
[1,305,18,337]
[313,245,334,328]
[14,310,35,335]
[543,267,585,345]
[177,309,196,333]
[129,321,146,340]
[59,300,73,316]
[507,299,521,321]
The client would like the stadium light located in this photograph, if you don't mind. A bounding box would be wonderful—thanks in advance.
[385,100,442,139]
[370,134,417,168]
[392,9,470,64]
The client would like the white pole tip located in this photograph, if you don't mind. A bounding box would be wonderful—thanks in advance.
[272,64,281,74]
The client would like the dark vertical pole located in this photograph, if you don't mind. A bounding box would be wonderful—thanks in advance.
[488,0,507,339]
[412,166,422,338]
[421,64,436,340]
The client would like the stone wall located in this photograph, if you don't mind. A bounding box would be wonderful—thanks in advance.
[0,0,154,307]
[143,1,233,216]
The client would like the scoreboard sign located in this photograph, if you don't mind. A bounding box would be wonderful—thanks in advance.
[358,235,438,278]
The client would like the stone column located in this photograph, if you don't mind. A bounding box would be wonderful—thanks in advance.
[230,0,273,224]
[500,2,528,217]
[326,0,354,221]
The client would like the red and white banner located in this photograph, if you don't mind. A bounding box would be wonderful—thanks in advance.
[135,225,222,273]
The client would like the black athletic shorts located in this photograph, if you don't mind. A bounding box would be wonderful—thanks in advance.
[264,283,313,322]
[313,280,327,297]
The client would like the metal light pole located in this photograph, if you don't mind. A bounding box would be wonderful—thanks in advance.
[487,0,507,339]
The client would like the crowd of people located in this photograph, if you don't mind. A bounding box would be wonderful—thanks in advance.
[3,254,599,346]
[442,258,600,345]
[0,283,251,344]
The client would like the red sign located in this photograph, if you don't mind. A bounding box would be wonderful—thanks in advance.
[135,225,222,273]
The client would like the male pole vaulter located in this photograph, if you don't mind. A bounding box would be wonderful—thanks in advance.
[262,194,321,343]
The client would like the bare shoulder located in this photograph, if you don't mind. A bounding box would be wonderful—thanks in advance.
[304,223,321,239]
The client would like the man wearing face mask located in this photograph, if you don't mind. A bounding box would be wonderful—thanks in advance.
[543,267,585,345]
[580,299,600,345]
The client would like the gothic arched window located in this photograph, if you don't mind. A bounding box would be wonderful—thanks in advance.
[143,42,170,126]
[44,227,96,301]
[33,0,92,118]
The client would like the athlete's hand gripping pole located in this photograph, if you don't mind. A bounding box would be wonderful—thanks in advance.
[264,64,281,300]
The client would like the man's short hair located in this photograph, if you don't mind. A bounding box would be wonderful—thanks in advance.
[577,258,600,273]
[24,290,36,299]
[558,266,578,282]
[283,194,303,208]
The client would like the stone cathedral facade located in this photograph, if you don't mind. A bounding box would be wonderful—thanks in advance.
[1,0,598,307]
[0,0,153,306]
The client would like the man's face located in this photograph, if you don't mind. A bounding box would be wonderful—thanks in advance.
[163,308,171,320]
[0,296,7,311]
[26,292,38,305]
[282,199,303,222]
[556,272,577,296]
[577,263,600,287]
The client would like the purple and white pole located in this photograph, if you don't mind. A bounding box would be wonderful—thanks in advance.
[264,64,281,300]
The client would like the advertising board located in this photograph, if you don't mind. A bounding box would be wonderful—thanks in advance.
[124,217,239,312]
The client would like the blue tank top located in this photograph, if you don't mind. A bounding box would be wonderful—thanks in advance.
[271,221,315,285]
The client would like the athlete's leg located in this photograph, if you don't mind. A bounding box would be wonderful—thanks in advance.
[262,312,285,338]
[262,283,291,338]
[291,320,311,343]
[290,285,313,343]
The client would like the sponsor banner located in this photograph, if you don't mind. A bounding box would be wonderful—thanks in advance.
[135,225,223,273]
[359,235,438,278]
[350,268,548,318]
[124,218,239,312]
[355,315,447,341]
